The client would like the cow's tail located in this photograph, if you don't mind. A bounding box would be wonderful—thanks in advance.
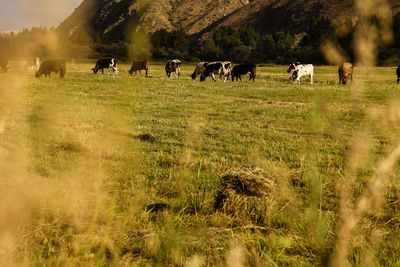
[252,65,256,81]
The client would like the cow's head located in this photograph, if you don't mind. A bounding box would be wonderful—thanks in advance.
[191,72,197,80]
[92,68,98,74]
[287,62,300,73]
[200,74,206,82]
[172,60,181,68]
[35,71,41,78]
[287,63,295,73]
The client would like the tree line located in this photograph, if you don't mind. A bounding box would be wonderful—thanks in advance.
[1,13,400,65]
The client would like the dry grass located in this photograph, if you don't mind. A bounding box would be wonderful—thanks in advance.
[0,62,400,265]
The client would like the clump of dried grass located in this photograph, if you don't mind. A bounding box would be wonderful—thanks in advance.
[214,167,276,224]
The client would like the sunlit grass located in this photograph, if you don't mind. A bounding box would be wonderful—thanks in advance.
[0,63,400,265]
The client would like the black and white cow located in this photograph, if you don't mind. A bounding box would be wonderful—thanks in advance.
[397,66,400,84]
[191,62,208,80]
[35,59,66,78]
[92,58,118,74]
[231,63,256,82]
[200,61,231,82]
[287,62,314,84]
[165,59,181,78]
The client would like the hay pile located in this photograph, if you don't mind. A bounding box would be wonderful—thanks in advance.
[214,167,276,224]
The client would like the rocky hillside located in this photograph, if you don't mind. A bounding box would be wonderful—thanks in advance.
[58,0,400,43]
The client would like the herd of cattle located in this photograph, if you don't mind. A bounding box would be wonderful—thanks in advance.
[0,56,399,84]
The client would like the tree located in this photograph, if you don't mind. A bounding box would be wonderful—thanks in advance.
[256,34,276,60]
[238,26,259,47]
[303,16,335,48]
[393,12,400,48]
[274,31,294,57]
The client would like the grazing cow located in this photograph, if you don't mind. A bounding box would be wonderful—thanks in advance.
[191,62,208,80]
[222,61,232,80]
[35,59,66,78]
[287,62,314,84]
[397,66,400,84]
[165,59,181,78]
[129,60,149,77]
[231,63,256,82]
[92,58,118,74]
[0,56,8,73]
[338,62,353,85]
[200,61,232,82]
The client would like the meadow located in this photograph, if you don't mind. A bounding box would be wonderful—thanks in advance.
[1,62,400,266]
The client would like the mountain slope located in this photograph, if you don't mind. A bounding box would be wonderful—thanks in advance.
[58,0,400,43]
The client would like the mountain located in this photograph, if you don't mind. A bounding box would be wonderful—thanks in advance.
[58,0,400,43]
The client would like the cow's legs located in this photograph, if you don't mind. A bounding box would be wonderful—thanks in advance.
[211,73,216,82]
[139,70,142,76]
[112,66,118,75]
[145,69,148,77]
[310,74,313,84]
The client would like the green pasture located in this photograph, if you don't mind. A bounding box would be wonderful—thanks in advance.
[0,63,400,265]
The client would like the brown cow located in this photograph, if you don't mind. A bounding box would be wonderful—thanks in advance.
[129,60,149,77]
[339,62,353,85]
[35,59,66,78]
[231,63,256,82]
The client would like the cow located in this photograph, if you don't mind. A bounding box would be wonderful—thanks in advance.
[338,62,353,85]
[0,55,8,73]
[219,61,232,81]
[191,62,208,80]
[287,62,314,84]
[165,59,181,78]
[129,60,149,77]
[231,63,256,82]
[92,58,118,74]
[397,66,400,84]
[200,61,232,82]
[35,59,66,78]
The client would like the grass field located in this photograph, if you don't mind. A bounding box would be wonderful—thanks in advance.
[1,62,400,266]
